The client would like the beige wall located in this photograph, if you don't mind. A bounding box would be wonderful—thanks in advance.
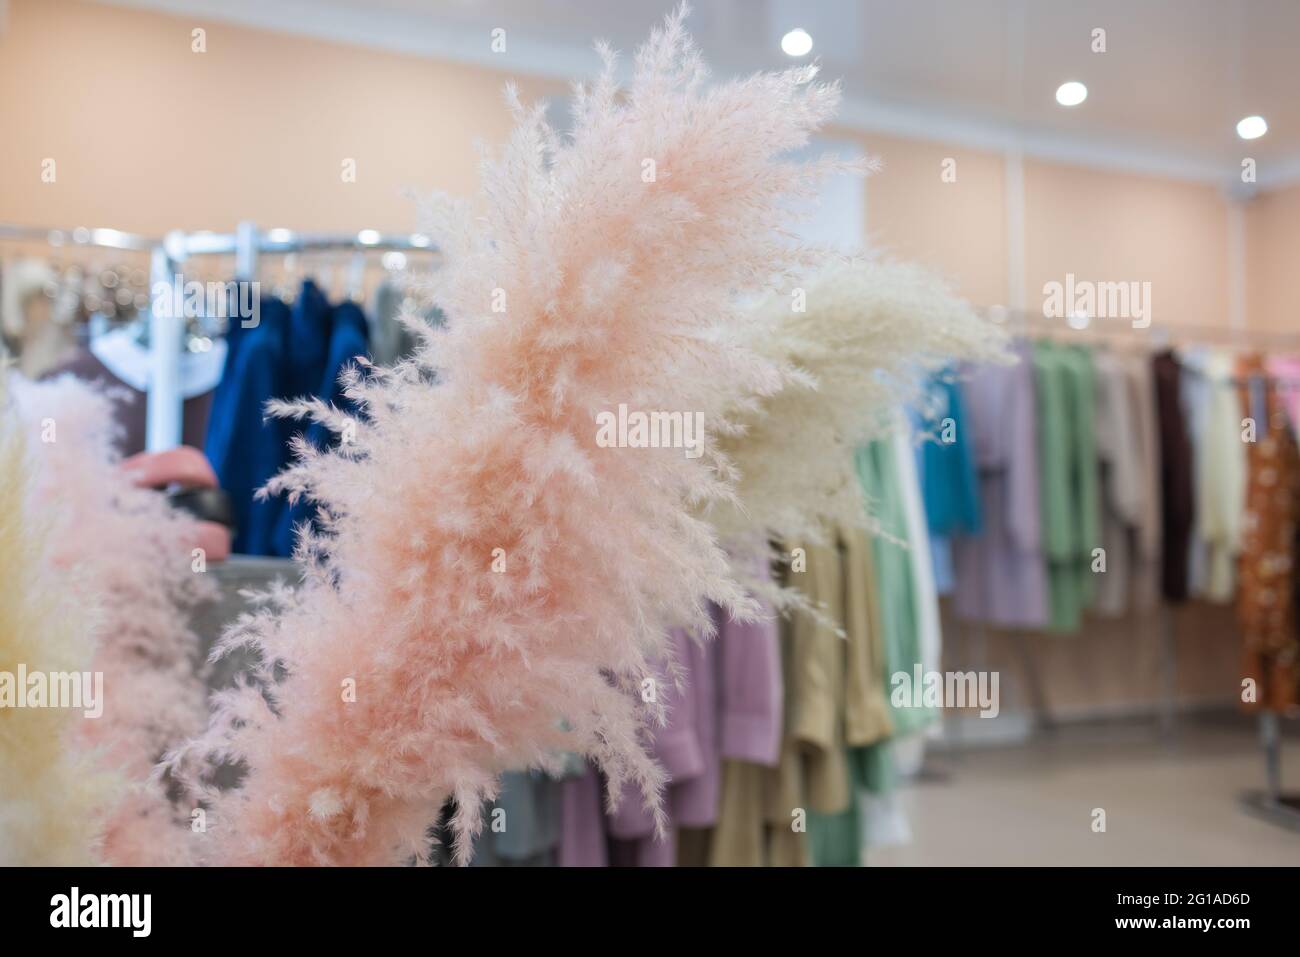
[1023,160,1233,330]
[1246,182,1300,333]
[0,0,561,237]
[3,0,1295,723]
[841,130,1010,308]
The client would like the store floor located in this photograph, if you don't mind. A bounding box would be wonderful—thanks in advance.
[871,715,1300,866]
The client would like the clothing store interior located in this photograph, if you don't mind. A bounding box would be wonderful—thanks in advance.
[1,0,1299,869]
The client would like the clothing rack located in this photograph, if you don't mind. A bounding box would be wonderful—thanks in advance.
[998,305,1300,831]
[146,221,440,451]
[0,223,159,251]
[3,222,440,451]
[996,306,1300,352]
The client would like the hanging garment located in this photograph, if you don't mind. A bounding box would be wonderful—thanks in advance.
[283,280,332,400]
[705,761,771,866]
[602,627,702,867]
[681,563,784,866]
[367,280,416,366]
[757,539,843,868]
[682,556,784,867]
[272,293,370,555]
[269,276,332,555]
[472,770,560,867]
[776,540,850,814]
[1121,351,1163,612]
[1269,356,1300,444]
[1061,344,1102,611]
[916,372,982,536]
[842,527,894,749]
[857,440,931,734]
[557,768,608,867]
[1237,355,1300,714]
[1181,346,1212,596]
[913,373,980,598]
[1032,341,1098,632]
[560,562,784,867]
[952,341,1049,629]
[1091,349,1144,617]
[1194,351,1248,602]
[45,342,219,457]
[856,439,927,847]
[205,296,291,555]
[892,419,942,749]
[367,279,446,366]
[805,523,894,867]
[1153,349,1195,602]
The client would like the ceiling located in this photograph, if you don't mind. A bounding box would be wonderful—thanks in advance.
[104,0,1300,185]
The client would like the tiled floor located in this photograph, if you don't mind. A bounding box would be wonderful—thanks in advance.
[870,716,1300,866]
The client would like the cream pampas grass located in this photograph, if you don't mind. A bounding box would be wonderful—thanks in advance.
[711,258,1011,559]
[0,376,110,865]
[6,374,213,865]
[167,6,851,865]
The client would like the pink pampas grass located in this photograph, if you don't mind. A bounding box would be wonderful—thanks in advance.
[168,5,849,865]
[7,374,213,865]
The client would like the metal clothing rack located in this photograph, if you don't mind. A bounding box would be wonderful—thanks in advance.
[995,305,1300,351]
[145,221,439,451]
[999,305,1300,829]
[0,223,160,251]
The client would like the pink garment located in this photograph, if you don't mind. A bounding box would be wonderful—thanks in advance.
[1268,356,1300,439]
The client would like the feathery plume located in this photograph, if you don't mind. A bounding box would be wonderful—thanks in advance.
[0,375,111,864]
[711,258,1012,556]
[5,374,213,865]
[169,4,851,865]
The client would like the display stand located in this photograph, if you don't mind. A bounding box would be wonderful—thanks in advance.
[1240,713,1300,832]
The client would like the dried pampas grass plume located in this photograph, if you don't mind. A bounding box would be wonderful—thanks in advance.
[711,258,1012,556]
[167,4,852,865]
[0,375,111,865]
[5,374,213,865]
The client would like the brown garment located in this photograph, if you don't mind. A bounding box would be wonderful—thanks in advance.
[1237,355,1300,714]
[1153,349,1194,601]
[45,348,214,456]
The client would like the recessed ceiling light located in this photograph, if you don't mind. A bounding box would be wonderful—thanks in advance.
[1237,115,1268,140]
[1055,81,1087,107]
[781,28,813,57]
